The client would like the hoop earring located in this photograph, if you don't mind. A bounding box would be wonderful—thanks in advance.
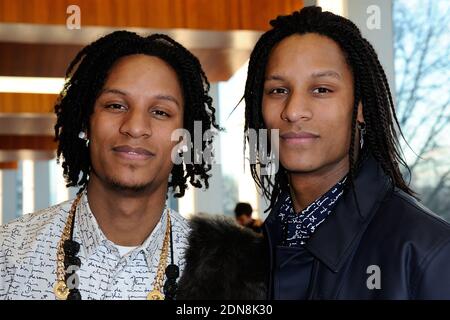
[357,122,366,149]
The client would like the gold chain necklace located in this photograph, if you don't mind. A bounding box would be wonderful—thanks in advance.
[53,192,172,300]
[147,209,171,300]
[53,193,81,300]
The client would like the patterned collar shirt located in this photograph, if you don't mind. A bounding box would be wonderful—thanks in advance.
[0,192,190,300]
[278,176,348,247]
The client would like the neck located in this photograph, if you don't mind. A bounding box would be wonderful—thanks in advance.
[86,176,168,246]
[288,157,349,212]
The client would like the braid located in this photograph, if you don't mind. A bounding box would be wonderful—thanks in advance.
[55,31,220,197]
[244,6,415,211]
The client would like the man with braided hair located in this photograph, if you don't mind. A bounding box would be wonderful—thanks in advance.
[0,31,220,300]
[177,6,450,300]
[242,6,450,299]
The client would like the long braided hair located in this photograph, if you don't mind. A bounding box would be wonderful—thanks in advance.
[55,31,220,197]
[244,6,414,211]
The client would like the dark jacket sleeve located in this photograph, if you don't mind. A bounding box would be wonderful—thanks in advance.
[413,237,450,299]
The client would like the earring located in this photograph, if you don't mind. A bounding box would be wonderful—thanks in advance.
[357,122,366,149]
[78,131,89,147]
[177,145,187,161]
[178,145,188,154]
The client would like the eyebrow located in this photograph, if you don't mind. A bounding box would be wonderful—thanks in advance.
[154,94,181,108]
[311,70,342,80]
[100,88,181,108]
[101,88,128,96]
[265,70,342,82]
[265,75,285,81]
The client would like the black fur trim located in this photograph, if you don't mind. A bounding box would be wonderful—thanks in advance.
[177,214,268,300]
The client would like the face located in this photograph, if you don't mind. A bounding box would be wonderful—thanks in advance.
[88,54,184,193]
[262,33,363,176]
[237,215,252,227]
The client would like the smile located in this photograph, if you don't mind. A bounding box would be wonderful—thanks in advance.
[112,145,155,160]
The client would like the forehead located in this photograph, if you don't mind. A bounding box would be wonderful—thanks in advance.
[105,54,180,86]
[101,54,184,102]
[266,33,351,75]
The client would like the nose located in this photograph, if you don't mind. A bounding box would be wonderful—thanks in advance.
[280,91,312,122]
[119,106,152,139]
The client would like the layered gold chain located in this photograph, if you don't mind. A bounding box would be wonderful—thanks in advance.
[53,192,172,300]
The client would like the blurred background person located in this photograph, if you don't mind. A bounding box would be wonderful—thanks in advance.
[234,202,263,234]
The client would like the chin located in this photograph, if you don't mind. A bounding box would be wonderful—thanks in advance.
[113,181,153,193]
[284,166,320,174]
[102,173,153,193]
[281,157,320,174]
[283,162,327,174]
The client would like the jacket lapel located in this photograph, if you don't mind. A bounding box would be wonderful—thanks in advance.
[305,156,391,273]
[264,156,392,299]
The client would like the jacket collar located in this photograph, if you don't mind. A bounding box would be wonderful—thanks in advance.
[265,156,392,273]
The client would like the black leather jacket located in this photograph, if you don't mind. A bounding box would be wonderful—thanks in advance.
[265,156,450,299]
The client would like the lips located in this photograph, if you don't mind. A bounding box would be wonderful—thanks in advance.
[112,145,155,160]
[280,131,319,144]
[281,131,319,139]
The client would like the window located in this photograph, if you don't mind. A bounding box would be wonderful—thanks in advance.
[393,0,450,220]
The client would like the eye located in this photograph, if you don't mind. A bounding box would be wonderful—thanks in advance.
[105,103,127,111]
[152,109,170,118]
[312,87,333,95]
[268,87,289,95]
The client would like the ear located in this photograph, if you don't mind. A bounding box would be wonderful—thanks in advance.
[357,101,365,123]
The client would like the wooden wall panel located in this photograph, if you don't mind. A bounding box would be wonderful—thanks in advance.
[0,42,250,81]
[0,42,80,78]
[0,0,303,31]
[0,161,17,169]
[0,93,58,113]
[194,48,251,82]
[0,135,57,150]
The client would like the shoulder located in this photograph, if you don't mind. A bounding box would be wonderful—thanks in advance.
[167,209,191,255]
[382,188,450,236]
[374,188,450,279]
[1,200,72,255]
[0,200,74,299]
[385,191,450,298]
[168,208,190,236]
[373,187,450,247]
